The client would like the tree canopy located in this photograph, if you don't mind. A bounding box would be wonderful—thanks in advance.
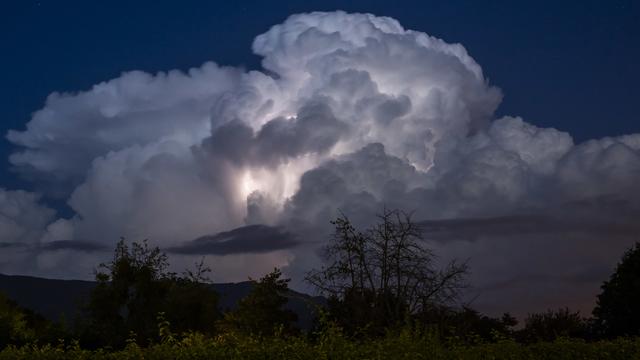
[593,242,640,338]
[80,238,220,348]
[220,268,298,336]
[0,292,66,348]
[520,308,588,342]
[306,209,468,334]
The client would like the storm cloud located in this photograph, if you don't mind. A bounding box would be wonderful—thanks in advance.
[2,11,639,316]
[167,224,299,255]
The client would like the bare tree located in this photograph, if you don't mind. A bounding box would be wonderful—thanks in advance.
[306,208,468,327]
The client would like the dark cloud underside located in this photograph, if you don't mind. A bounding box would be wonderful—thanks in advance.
[168,225,299,255]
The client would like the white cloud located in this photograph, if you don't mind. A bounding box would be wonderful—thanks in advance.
[0,189,54,245]
[2,11,640,316]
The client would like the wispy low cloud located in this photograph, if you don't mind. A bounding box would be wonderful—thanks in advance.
[167,225,299,255]
[0,242,27,249]
[38,240,109,253]
[0,239,107,253]
[480,265,613,293]
[419,212,640,243]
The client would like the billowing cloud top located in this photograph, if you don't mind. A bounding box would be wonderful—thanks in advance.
[2,11,639,316]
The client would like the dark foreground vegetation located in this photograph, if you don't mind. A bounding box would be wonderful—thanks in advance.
[1,209,640,359]
[2,328,640,359]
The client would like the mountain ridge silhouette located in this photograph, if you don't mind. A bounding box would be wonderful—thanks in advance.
[0,273,324,330]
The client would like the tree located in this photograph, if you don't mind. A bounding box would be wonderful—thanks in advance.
[0,293,35,348]
[593,242,640,338]
[164,259,220,336]
[518,308,588,342]
[306,209,468,334]
[220,268,298,336]
[80,238,220,348]
[416,305,517,343]
[0,293,67,348]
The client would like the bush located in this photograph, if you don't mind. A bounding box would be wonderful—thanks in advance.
[1,328,639,359]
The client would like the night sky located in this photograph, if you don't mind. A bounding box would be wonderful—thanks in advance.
[1,0,639,317]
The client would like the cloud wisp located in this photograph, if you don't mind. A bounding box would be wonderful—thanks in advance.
[167,224,299,256]
[2,11,639,315]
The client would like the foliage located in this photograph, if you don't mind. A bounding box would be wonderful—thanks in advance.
[164,259,220,336]
[306,209,468,334]
[518,308,589,342]
[1,327,640,359]
[416,305,517,343]
[593,242,640,338]
[0,293,68,349]
[0,293,34,348]
[219,268,298,336]
[78,238,220,348]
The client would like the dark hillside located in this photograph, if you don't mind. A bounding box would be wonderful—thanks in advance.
[0,273,324,329]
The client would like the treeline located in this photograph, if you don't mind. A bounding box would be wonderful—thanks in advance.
[1,209,640,354]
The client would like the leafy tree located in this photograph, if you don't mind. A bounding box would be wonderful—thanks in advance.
[0,292,67,348]
[80,238,171,347]
[164,259,220,335]
[0,292,35,348]
[518,308,588,342]
[593,242,640,338]
[79,238,220,348]
[416,305,517,343]
[220,268,297,336]
[306,209,468,335]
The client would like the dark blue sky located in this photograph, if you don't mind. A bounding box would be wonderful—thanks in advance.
[2,0,639,194]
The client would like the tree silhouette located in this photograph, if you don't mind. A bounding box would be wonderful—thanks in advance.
[593,242,640,338]
[164,259,220,336]
[415,305,517,343]
[80,238,220,348]
[0,292,35,348]
[0,292,66,348]
[518,308,588,342]
[220,268,297,336]
[306,209,468,334]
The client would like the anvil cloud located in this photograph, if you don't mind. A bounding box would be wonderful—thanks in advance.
[2,11,639,316]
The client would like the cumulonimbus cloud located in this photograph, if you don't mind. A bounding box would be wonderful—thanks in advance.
[2,11,639,316]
